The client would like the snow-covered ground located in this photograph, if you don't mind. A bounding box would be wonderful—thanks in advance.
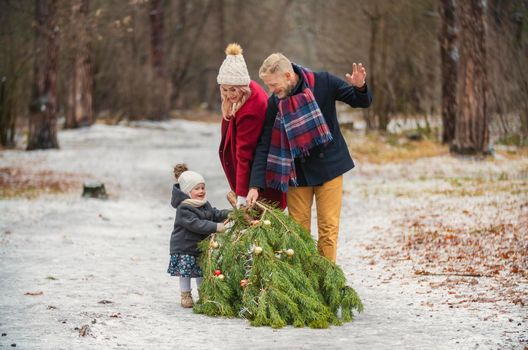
[0,120,526,349]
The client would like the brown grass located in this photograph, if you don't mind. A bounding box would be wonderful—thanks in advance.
[427,178,528,197]
[344,131,448,164]
[496,146,528,159]
[170,110,221,123]
[345,131,528,164]
[0,167,82,199]
[95,109,222,125]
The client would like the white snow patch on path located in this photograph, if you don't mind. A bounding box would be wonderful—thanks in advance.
[1,120,526,349]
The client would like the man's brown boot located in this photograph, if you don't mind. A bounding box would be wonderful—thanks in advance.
[181,291,193,308]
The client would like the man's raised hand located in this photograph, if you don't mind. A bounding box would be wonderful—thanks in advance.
[345,63,367,88]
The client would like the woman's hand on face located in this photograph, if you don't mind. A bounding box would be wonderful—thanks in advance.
[246,188,259,207]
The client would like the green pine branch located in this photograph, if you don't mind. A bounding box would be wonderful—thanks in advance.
[193,202,363,328]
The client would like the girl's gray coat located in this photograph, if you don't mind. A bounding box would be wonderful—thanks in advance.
[169,184,230,256]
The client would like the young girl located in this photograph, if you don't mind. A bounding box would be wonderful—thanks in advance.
[167,164,230,308]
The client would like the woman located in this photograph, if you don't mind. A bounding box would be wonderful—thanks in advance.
[217,43,286,209]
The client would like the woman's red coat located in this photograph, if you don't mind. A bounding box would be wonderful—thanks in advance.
[219,80,286,209]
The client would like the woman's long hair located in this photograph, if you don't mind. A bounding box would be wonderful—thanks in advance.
[220,85,252,121]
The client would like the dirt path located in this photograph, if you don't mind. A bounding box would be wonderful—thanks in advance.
[0,120,526,349]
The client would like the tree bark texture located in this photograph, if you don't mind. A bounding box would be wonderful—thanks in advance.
[0,76,16,147]
[149,0,171,120]
[439,0,458,144]
[205,0,224,110]
[170,0,212,108]
[451,0,490,155]
[364,6,381,131]
[27,0,60,150]
[65,0,94,129]
[377,15,389,131]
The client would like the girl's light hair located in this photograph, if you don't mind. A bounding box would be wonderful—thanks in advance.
[259,53,294,78]
[220,85,252,121]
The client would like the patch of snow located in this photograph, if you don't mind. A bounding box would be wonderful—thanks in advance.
[1,120,526,349]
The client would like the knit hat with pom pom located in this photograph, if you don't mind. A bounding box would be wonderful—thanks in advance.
[217,43,250,86]
[173,163,205,196]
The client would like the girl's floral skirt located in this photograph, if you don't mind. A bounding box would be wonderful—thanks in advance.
[167,254,203,278]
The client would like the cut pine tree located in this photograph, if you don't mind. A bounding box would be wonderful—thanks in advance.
[193,201,363,329]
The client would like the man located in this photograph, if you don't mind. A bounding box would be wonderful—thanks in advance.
[246,53,371,262]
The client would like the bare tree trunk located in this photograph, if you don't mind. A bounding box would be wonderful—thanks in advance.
[0,74,16,148]
[451,0,490,155]
[377,15,389,131]
[65,0,93,129]
[439,0,458,144]
[513,7,528,142]
[521,79,528,142]
[364,5,382,131]
[205,0,224,110]
[149,0,171,120]
[27,0,60,150]
[170,0,213,106]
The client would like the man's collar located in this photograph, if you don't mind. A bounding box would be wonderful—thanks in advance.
[288,64,303,97]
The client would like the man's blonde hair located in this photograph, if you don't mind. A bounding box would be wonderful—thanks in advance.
[259,53,294,78]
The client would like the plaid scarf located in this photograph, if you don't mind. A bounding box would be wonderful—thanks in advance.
[265,65,333,192]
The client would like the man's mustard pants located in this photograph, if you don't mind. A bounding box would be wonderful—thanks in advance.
[287,175,343,262]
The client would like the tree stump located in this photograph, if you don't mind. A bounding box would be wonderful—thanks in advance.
[82,182,108,199]
[406,131,423,141]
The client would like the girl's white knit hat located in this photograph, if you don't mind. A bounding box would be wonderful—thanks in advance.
[177,170,205,195]
[217,43,250,86]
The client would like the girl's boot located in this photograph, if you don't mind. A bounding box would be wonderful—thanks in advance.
[181,291,193,308]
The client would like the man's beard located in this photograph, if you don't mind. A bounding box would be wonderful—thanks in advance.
[287,80,297,95]
[280,80,296,98]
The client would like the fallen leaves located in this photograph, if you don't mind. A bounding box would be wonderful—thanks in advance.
[512,298,525,307]
[24,291,43,296]
[368,187,527,308]
[77,324,90,337]
[402,221,527,281]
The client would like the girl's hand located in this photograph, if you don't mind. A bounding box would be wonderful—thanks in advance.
[223,219,234,230]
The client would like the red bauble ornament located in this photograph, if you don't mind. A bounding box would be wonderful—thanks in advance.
[214,269,221,276]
